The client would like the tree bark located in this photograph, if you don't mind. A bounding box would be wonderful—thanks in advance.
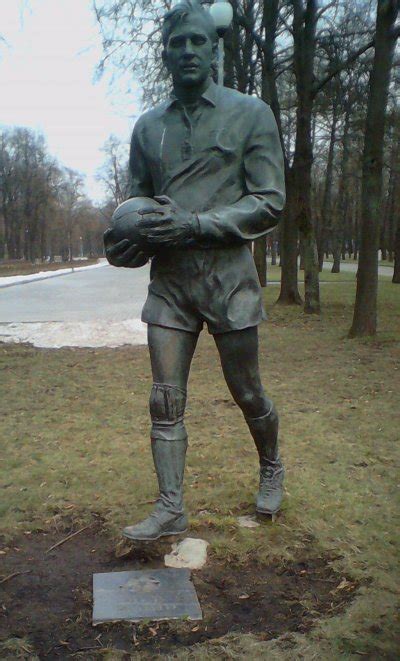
[258,0,299,299]
[289,0,320,313]
[385,129,400,262]
[349,0,399,336]
[332,104,352,273]
[254,237,267,286]
[319,100,339,271]
[277,171,302,304]
[393,219,400,283]
[271,231,277,266]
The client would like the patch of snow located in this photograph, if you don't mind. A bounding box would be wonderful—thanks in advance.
[0,318,147,349]
[164,538,209,570]
[0,260,107,287]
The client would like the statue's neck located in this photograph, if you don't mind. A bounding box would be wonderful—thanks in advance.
[172,77,211,107]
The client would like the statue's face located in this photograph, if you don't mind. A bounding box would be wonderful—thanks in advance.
[163,15,215,88]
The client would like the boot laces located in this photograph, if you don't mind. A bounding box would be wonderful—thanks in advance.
[260,463,283,493]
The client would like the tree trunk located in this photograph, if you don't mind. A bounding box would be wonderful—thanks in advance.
[332,104,352,273]
[254,237,267,286]
[380,234,387,261]
[68,229,73,262]
[393,219,400,283]
[331,248,341,273]
[258,0,301,303]
[303,227,320,312]
[299,238,304,270]
[277,176,302,305]
[290,0,320,313]
[40,216,47,261]
[385,130,400,263]
[271,232,277,266]
[353,183,361,261]
[349,0,398,337]
[319,101,339,271]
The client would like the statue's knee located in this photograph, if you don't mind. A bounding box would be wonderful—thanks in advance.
[149,383,187,441]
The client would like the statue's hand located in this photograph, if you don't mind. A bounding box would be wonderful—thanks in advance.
[104,229,148,268]
[138,195,197,247]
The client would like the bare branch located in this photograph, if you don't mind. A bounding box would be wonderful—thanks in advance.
[313,38,375,98]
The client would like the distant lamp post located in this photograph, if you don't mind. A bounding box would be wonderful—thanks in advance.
[209,0,233,86]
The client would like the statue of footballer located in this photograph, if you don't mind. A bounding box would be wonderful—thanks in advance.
[104,0,286,541]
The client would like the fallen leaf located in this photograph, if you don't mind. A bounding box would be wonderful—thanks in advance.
[333,578,351,592]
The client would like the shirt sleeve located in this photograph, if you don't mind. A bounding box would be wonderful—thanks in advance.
[127,121,154,199]
[195,102,285,245]
[120,122,153,267]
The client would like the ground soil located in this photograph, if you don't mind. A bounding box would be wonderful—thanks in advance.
[0,519,358,659]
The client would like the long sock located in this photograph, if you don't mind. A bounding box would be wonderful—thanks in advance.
[151,436,187,516]
[245,403,279,465]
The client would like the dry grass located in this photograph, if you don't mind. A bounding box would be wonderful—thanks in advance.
[1,279,399,658]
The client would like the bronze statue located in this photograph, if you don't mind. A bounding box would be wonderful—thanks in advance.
[104,0,286,541]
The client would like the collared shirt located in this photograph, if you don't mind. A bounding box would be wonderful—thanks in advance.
[128,80,285,246]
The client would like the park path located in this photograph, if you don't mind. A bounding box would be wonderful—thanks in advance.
[0,262,150,323]
[0,262,150,347]
[322,260,393,277]
[0,258,394,348]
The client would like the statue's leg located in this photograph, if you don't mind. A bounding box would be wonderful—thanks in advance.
[213,326,284,515]
[123,324,198,541]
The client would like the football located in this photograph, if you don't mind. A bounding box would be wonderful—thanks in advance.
[108,196,162,248]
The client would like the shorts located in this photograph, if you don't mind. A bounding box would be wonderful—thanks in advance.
[141,245,266,335]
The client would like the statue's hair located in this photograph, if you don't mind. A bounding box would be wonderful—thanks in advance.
[162,0,217,47]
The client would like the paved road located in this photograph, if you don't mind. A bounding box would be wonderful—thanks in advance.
[0,263,150,323]
[322,260,393,277]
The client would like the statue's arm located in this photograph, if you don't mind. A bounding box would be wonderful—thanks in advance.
[195,102,285,246]
[128,124,155,199]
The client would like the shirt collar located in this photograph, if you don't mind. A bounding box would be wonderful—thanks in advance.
[165,79,218,110]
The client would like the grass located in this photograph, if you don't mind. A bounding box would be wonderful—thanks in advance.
[1,279,399,658]
[0,258,99,278]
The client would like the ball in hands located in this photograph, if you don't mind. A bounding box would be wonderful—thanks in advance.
[109,197,162,249]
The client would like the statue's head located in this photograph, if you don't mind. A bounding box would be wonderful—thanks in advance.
[162,1,217,89]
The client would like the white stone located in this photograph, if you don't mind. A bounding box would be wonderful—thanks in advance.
[237,515,260,529]
[164,537,209,570]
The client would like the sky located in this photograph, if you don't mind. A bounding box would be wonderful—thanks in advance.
[0,0,141,202]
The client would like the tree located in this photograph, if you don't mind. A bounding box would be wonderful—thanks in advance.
[58,168,85,262]
[0,127,59,261]
[96,135,130,206]
[349,0,399,336]
[284,0,320,313]
[0,126,106,263]
[225,1,378,311]
[384,110,400,266]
